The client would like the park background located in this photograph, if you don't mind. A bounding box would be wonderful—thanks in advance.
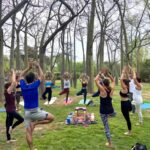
[0,0,150,150]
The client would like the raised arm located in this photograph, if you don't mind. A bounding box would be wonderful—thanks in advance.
[7,70,16,94]
[94,74,105,93]
[20,61,32,79]
[33,61,44,81]
[120,69,127,90]
[133,71,142,89]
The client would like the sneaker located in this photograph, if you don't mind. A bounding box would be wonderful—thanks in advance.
[9,126,12,134]
[124,132,131,136]
[6,139,17,143]
[105,142,112,148]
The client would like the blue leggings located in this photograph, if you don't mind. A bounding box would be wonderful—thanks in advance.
[100,113,111,141]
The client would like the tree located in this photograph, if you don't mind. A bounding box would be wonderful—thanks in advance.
[86,0,96,93]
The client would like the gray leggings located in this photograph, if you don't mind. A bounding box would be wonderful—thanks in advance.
[100,113,111,141]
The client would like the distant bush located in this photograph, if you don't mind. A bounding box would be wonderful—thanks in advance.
[140,59,150,83]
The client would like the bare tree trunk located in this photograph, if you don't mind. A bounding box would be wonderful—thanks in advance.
[10,13,15,69]
[73,18,77,88]
[86,0,96,93]
[114,0,129,64]
[0,28,4,101]
[61,29,65,88]
[50,38,54,71]
[79,27,86,72]
[120,26,124,72]
[16,31,21,69]
[34,37,38,60]
[24,20,28,67]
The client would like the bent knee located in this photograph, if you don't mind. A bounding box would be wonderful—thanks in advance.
[47,113,54,121]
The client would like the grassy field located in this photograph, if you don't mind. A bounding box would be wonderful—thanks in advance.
[0,82,150,150]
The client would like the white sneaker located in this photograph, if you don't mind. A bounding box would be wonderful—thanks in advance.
[9,126,12,134]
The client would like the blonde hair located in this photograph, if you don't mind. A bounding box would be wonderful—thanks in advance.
[63,72,71,80]
[45,71,54,80]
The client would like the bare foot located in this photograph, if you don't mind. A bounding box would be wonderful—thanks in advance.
[105,142,112,148]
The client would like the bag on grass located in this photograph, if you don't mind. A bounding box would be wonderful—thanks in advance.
[131,143,147,150]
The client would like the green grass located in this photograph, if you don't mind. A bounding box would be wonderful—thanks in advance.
[0,82,150,150]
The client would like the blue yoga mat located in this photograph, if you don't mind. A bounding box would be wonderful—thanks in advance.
[78,99,91,105]
[0,107,6,112]
[141,103,150,110]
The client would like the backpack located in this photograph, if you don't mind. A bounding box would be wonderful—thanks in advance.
[131,143,147,150]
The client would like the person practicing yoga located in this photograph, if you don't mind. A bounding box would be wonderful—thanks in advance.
[42,71,54,105]
[132,70,143,125]
[4,69,24,143]
[76,73,89,104]
[120,66,132,136]
[94,70,115,148]
[20,61,54,150]
[59,72,71,104]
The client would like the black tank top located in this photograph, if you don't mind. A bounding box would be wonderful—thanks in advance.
[119,90,129,98]
[4,92,16,112]
[100,90,114,114]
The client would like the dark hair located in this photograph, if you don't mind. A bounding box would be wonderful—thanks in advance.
[136,77,141,83]
[25,72,35,83]
[4,82,11,93]
[103,79,111,91]
[123,79,130,88]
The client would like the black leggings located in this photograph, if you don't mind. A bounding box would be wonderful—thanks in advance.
[92,90,100,97]
[6,111,24,140]
[42,87,52,102]
[121,100,132,131]
[76,88,87,104]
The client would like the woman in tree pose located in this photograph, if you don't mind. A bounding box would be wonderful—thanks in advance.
[132,70,143,125]
[76,73,89,104]
[42,71,54,105]
[94,70,115,147]
[120,66,132,135]
[4,70,24,143]
[59,72,71,104]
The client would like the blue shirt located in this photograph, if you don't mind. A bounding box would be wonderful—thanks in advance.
[45,81,53,87]
[20,79,40,109]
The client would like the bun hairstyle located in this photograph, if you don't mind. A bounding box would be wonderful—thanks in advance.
[102,78,111,91]
[63,72,71,80]
[123,79,130,88]
[4,82,11,94]
[136,77,141,83]
[80,73,89,81]
[45,71,54,80]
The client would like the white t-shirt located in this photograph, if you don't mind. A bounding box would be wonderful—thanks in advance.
[129,79,135,93]
[133,87,143,104]
[64,80,70,89]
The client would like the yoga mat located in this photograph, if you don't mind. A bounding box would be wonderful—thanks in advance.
[0,107,5,112]
[141,103,150,110]
[44,97,57,105]
[64,98,73,105]
[78,99,91,105]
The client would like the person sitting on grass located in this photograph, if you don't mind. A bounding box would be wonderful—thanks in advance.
[94,70,115,148]
[20,61,54,150]
[76,73,89,104]
[4,69,24,143]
